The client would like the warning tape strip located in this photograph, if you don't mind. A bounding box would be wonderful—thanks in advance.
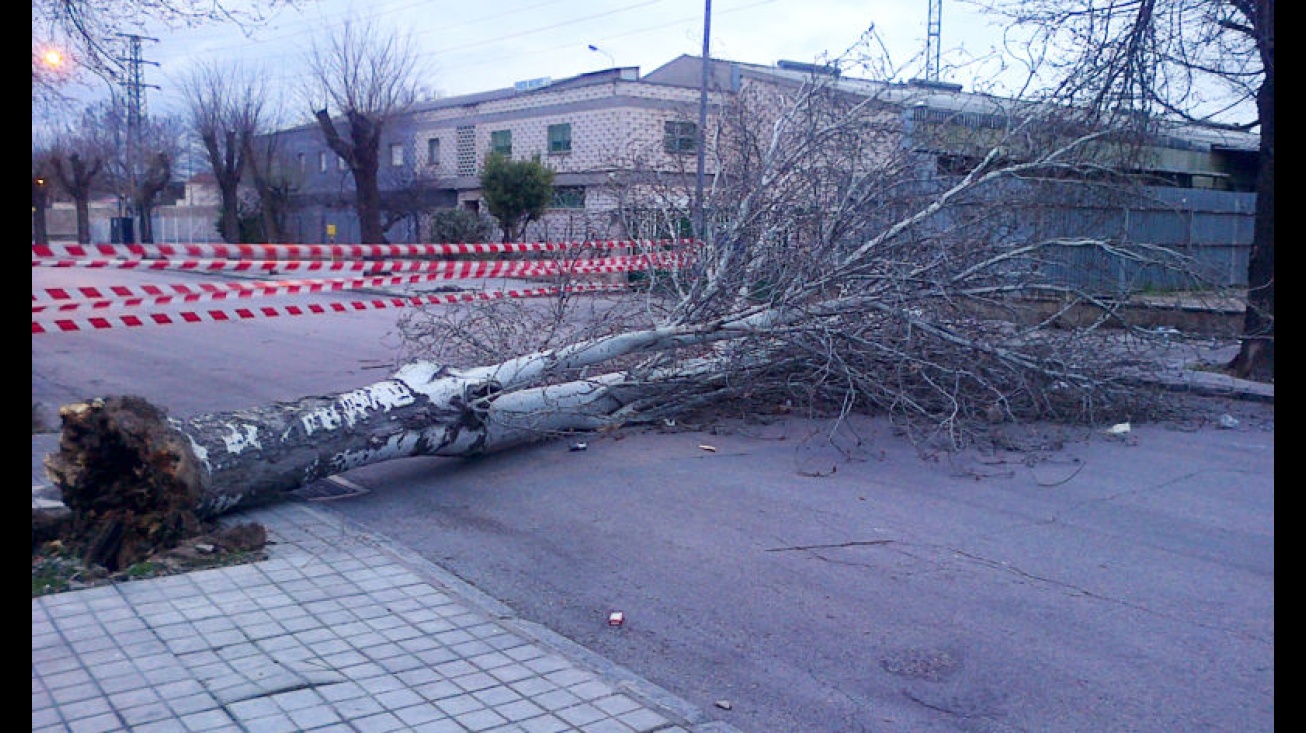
[33,257,685,313]
[31,238,700,260]
[32,283,632,334]
[33,273,424,304]
[31,252,693,276]
[34,273,455,312]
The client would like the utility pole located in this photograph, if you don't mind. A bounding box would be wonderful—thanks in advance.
[116,33,160,243]
[925,0,942,82]
[694,0,711,239]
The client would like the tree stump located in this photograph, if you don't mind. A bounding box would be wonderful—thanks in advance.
[43,396,204,571]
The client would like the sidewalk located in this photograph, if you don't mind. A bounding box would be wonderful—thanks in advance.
[33,435,741,733]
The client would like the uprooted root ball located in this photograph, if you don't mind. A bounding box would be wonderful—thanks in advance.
[43,396,207,572]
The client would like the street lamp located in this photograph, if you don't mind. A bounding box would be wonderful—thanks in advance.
[587,44,615,68]
[35,45,70,84]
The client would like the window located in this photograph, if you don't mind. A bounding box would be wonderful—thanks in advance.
[664,121,697,154]
[491,129,512,156]
[390,143,404,167]
[551,186,585,209]
[456,126,476,175]
[297,153,306,173]
[548,123,572,154]
[337,155,347,170]
[427,137,440,167]
[318,152,328,173]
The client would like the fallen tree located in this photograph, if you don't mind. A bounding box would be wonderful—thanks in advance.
[37,37,1249,569]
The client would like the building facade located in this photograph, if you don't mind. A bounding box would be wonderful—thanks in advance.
[276,61,729,244]
[269,54,1257,254]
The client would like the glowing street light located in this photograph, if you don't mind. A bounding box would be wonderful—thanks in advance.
[35,45,71,83]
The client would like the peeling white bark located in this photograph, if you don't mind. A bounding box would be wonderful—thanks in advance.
[155,361,667,517]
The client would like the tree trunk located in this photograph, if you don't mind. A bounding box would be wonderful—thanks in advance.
[204,129,246,244]
[135,153,172,245]
[315,108,387,244]
[32,179,50,245]
[52,153,101,245]
[36,293,785,567]
[38,359,675,569]
[354,160,385,243]
[35,292,829,551]
[75,200,92,244]
[244,137,287,244]
[1228,0,1274,382]
[349,110,385,244]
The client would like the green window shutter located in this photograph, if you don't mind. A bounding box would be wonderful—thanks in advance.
[491,130,512,156]
[548,123,572,153]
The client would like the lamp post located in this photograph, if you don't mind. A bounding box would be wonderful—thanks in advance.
[694,0,711,239]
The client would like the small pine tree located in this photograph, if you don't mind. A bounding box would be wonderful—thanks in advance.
[479,151,555,242]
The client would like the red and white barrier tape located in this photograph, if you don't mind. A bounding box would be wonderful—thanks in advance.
[32,255,690,313]
[34,273,433,306]
[32,283,631,334]
[31,238,699,260]
[34,274,443,312]
[31,252,692,277]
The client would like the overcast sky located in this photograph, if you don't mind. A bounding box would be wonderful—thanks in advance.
[123,0,1019,121]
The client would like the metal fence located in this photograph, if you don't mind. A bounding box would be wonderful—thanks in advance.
[928,177,1257,295]
[1037,186,1255,293]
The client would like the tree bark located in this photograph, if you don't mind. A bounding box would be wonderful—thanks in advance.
[135,152,172,245]
[315,108,386,244]
[32,177,50,245]
[204,128,246,244]
[244,136,287,244]
[38,359,672,568]
[1228,0,1273,382]
[51,153,102,245]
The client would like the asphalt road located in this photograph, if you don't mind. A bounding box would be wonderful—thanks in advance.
[319,408,1274,733]
[33,265,1274,732]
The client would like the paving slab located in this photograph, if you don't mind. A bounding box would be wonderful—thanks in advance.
[33,441,742,733]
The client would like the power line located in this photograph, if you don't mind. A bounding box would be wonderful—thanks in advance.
[145,0,777,112]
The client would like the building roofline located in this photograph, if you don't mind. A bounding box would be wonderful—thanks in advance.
[408,66,642,114]
[276,54,1258,153]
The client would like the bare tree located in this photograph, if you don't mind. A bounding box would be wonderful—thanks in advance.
[88,102,186,244]
[33,150,58,245]
[304,17,425,244]
[32,0,299,97]
[46,106,115,244]
[968,0,1272,381]
[180,61,269,243]
[243,131,300,243]
[131,116,187,243]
